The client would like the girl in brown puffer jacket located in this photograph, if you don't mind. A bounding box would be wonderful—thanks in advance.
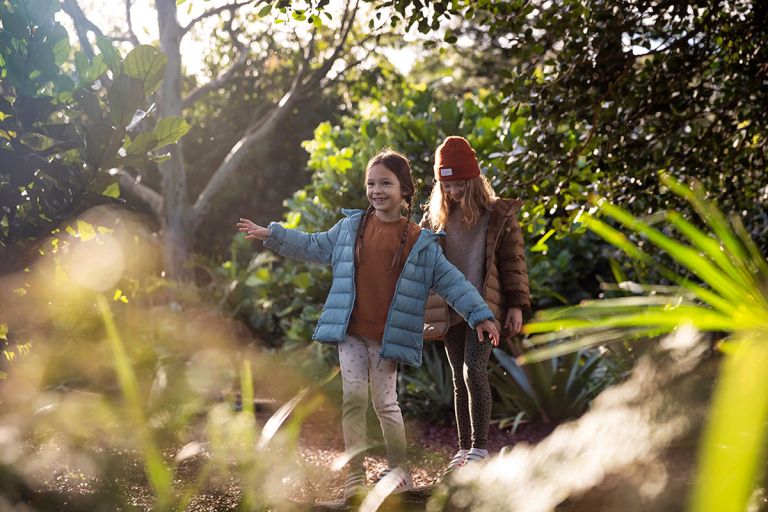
[421,136,531,475]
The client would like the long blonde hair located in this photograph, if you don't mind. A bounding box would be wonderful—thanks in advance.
[425,174,497,230]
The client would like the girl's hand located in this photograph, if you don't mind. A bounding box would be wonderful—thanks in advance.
[236,218,271,241]
[504,307,523,336]
[475,319,500,347]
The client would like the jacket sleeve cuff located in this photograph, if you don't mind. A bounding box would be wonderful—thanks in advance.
[505,292,531,311]
[263,222,285,251]
[466,307,494,329]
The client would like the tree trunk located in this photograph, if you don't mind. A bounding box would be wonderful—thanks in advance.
[156,0,192,280]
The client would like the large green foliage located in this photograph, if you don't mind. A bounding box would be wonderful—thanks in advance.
[523,174,768,512]
[490,347,609,427]
[379,0,768,251]
[221,80,607,343]
[0,0,188,272]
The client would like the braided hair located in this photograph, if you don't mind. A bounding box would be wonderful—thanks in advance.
[355,149,416,272]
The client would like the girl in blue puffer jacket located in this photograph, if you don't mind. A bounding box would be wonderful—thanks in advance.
[237,149,499,499]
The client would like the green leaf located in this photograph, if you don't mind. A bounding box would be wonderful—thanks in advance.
[107,75,145,127]
[492,348,540,406]
[257,4,272,17]
[125,132,158,156]
[74,51,89,79]
[691,336,768,512]
[76,219,96,241]
[292,272,312,288]
[152,116,190,148]
[78,54,108,85]
[50,25,71,65]
[102,182,120,198]
[96,37,122,76]
[581,214,734,315]
[123,45,167,95]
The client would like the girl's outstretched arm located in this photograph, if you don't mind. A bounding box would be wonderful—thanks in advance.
[431,248,500,344]
[257,218,344,265]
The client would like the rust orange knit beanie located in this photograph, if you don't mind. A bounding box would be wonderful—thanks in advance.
[434,136,481,181]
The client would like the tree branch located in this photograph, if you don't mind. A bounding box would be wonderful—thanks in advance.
[181,0,254,34]
[182,15,249,108]
[182,52,249,108]
[124,0,141,46]
[60,0,106,57]
[113,169,164,217]
[189,0,362,229]
[299,0,360,92]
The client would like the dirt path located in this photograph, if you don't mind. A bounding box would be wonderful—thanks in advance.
[291,411,555,504]
[33,408,554,511]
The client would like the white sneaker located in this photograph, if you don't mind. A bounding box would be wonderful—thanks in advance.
[440,449,469,479]
[465,448,489,464]
[343,470,366,500]
[374,466,413,494]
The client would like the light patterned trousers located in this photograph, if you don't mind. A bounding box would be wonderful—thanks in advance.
[338,333,406,471]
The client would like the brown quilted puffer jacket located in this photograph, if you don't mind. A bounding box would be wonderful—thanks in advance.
[421,198,531,340]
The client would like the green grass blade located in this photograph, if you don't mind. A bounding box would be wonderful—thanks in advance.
[531,295,694,322]
[689,335,768,512]
[520,327,667,363]
[729,213,768,285]
[667,211,755,291]
[240,360,254,416]
[96,295,173,510]
[599,202,747,305]
[525,306,733,336]
[661,173,751,267]
[583,215,735,314]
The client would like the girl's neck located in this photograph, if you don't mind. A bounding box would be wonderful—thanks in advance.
[373,210,403,223]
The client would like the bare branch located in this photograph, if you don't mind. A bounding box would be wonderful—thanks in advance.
[190,101,293,230]
[181,0,253,34]
[112,169,164,217]
[325,41,378,87]
[190,0,362,228]
[60,0,106,57]
[124,0,141,46]
[182,14,250,108]
[299,0,360,92]
[182,51,249,108]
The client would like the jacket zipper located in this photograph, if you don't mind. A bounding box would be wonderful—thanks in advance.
[378,231,426,361]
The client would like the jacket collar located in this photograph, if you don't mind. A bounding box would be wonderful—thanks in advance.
[342,208,440,254]
[491,197,523,218]
[341,208,366,218]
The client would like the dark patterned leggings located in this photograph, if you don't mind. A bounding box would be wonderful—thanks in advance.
[444,322,493,450]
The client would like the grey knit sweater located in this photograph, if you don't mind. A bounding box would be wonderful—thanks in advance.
[444,205,491,325]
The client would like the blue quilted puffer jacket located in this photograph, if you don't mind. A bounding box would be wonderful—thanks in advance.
[263,209,495,367]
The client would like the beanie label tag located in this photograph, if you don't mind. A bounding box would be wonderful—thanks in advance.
[440,168,453,177]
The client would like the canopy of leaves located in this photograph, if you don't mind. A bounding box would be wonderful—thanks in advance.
[0,0,188,273]
[378,0,768,250]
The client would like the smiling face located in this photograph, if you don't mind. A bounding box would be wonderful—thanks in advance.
[366,164,404,220]
[441,179,468,203]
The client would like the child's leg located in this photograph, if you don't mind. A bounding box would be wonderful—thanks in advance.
[461,323,493,450]
[364,336,407,469]
[444,324,472,450]
[338,333,372,472]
